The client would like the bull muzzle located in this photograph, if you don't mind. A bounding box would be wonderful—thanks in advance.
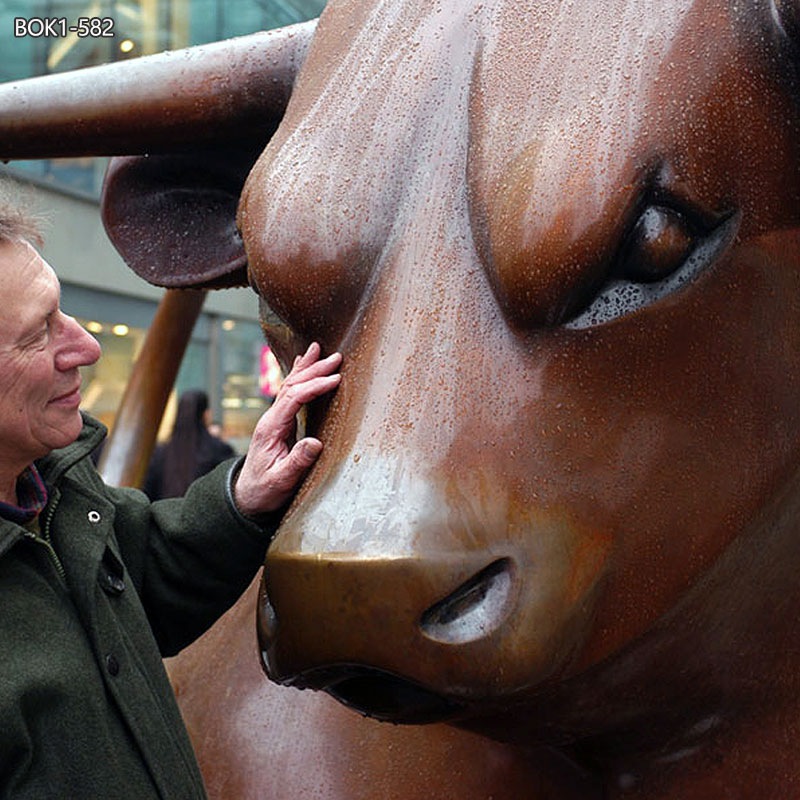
[258,551,515,723]
[255,441,608,724]
[256,451,522,723]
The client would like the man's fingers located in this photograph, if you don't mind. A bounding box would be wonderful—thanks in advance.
[234,438,324,516]
[261,373,340,444]
[279,372,341,409]
[233,343,340,517]
[292,341,321,370]
[284,350,343,388]
[293,437,323,468]
[260,438,324,512]
[269,346,342,422]
[262,437,323,490]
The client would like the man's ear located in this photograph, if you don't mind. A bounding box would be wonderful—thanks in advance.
[101,144,265,290]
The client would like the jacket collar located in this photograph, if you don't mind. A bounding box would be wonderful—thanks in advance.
[0,413,107,558]
[35,412,107,486]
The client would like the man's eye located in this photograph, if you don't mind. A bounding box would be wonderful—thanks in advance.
[35,313,58,344]
[564,202,739,330]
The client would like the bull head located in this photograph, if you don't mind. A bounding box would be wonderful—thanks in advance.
[245,0,800,750]
[3,0,800,757]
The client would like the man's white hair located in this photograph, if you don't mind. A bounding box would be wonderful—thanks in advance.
[0,177,45,246]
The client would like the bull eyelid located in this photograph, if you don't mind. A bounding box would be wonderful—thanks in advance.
[563,200,739,331]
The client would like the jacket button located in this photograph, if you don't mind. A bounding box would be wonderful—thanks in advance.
[105,654,120,676]
[101,571,125,595]
[88,510,101,523]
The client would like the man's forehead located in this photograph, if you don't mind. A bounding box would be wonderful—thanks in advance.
[0,237,57,287]
[0,239,59,341]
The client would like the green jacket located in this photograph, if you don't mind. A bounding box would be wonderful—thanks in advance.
[0,414,272,799]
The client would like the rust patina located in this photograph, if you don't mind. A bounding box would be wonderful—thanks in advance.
[0,1,799,797]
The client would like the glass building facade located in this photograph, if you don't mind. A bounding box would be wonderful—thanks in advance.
[0,0,326,451]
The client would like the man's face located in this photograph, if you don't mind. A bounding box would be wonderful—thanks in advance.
[0,239,101,472]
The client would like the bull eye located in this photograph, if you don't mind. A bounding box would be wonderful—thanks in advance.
[620,205,695,284]
[564,201,739,330]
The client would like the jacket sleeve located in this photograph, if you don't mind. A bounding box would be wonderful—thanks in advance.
[101,458,278,656]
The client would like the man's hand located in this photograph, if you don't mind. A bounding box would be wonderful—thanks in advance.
[233,342,342,517]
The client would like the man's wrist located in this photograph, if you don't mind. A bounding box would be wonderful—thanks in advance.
[225,456,257,524]
[225,456,284,534]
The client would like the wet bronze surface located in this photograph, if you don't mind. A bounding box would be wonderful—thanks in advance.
[2,0,800,796]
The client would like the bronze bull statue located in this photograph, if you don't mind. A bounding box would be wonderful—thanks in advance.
[1,0,799,796]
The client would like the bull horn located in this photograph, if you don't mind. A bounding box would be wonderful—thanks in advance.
[0,19,316,160]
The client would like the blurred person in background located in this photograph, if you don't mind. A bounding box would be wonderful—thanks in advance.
[144,389,235,500]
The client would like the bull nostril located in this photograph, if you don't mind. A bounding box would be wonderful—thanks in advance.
[420,558,513,644]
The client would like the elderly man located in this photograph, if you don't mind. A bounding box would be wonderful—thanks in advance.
[0,196,341,799]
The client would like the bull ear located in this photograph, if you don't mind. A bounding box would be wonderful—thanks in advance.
[101,143,264,289]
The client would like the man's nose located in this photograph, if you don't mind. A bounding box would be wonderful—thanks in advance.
[55,313,102,370]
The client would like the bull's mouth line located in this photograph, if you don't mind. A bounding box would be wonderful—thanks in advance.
[288,665,465,724]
